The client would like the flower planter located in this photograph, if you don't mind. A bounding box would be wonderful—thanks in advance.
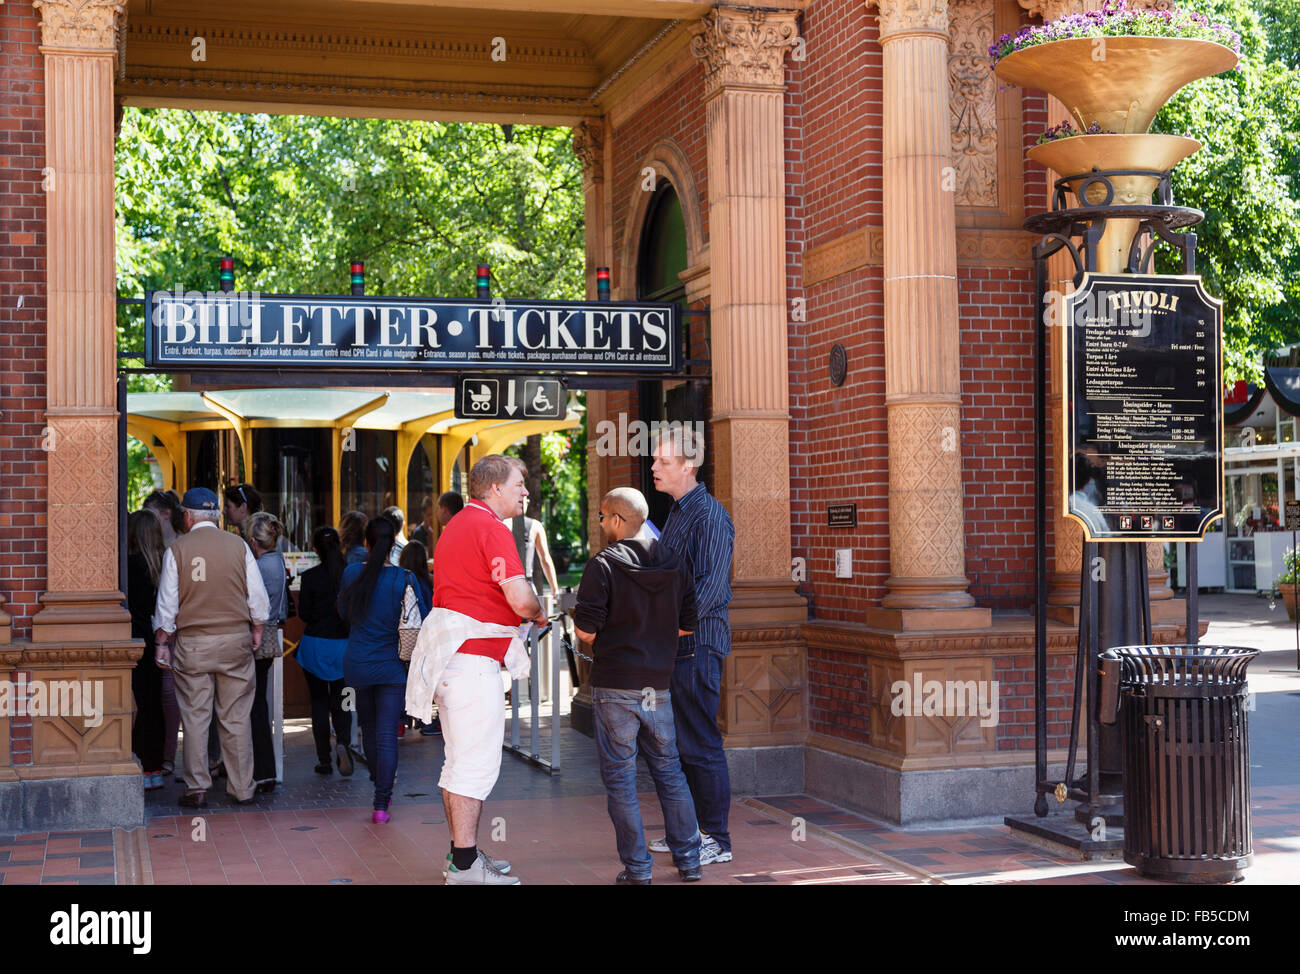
[1279,583,1299,621]
[1027,133,1201,269]
[995,36,1238,134]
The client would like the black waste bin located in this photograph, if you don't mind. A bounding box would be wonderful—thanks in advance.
[1099,644,1258,884]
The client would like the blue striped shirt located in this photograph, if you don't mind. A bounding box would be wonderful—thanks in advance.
[658,482,734,658]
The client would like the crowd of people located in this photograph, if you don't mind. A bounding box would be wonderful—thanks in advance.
[123,425,733,885]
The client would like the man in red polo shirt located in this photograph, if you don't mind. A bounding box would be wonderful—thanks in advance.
[434,454,545,885]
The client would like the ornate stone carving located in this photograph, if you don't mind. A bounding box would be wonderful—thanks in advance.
[689,7,800,96]
[34,0,126,51]
[572,121,604,183]
[866,0,949,40]
[727,419,793,582]
[949,0,998,207]
[887,403,967,578]
[46,414,119,594]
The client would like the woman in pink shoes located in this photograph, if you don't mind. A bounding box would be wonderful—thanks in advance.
[337,516,430,823]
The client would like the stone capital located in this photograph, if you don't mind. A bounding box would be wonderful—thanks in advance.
[572,121,604,183]
[689,6,800,96]
[34,0,126,53]
[866,0,948,41]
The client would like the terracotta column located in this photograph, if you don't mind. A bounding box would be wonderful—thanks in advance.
[30,0,131,643]
[863,0,989,630]
[690,6,805,625]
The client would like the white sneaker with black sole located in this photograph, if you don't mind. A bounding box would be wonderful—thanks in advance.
[699,836,732,865]
[443,851,511,878]
[444,850,520,885]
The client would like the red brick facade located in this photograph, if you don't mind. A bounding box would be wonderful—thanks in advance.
[0,3,48,646]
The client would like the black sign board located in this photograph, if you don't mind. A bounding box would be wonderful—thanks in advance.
[455,375,566,421]
[827,503,858,528]
[1064,273,1223,541]
[1286,500,1300,532]
[144,291,680,373]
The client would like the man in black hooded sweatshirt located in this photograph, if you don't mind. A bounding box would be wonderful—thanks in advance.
[574,486,701,885]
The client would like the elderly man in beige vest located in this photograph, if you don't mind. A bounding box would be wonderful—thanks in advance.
[153,487,270,807]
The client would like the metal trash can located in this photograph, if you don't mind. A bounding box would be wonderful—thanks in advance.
[1099,645,1258,884]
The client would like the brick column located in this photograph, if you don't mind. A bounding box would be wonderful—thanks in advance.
[29,0,131,643]
[864,0,989,630]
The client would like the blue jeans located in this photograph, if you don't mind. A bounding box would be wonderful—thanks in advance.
[670,649,731,852]
[355,683,404,810]
[593,687,700,878]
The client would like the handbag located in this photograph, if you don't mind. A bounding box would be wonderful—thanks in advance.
[254,623,282,661]
[398,572,423,662]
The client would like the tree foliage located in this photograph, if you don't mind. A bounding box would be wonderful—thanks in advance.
[115,110,587,542]
[1152,0,1300,382]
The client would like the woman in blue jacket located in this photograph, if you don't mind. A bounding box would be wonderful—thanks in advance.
[337,515,430,822]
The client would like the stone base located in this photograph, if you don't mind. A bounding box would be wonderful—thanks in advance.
[725,745,804,796]
[0,773,145,832]
[803,744,1069,826]
[1005,812,1124,860]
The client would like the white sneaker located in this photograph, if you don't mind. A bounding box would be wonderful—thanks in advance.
[444,850,520,885]
[699,836,732,865]
[443,851,511,878]
[649,830,704,854]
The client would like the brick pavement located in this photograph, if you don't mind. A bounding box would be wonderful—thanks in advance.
[4,595,1297,886]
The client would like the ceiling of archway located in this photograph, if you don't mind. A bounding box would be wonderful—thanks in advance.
[119,0,728,124]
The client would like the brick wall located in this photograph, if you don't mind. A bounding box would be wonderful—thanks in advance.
[0,3,48,643]
[788,0,887,622]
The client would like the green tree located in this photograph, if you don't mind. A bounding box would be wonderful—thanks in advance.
[115,110,587,516]
[1153,0,1300,382]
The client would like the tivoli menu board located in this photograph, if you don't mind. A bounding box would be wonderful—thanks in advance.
[1063,273,1224,541]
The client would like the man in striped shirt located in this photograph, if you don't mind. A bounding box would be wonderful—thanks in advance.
[648,425,735,865]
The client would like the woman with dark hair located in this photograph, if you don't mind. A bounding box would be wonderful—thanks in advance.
[339,510,368,566]
[297,526,354,775]
[224,483,263,533]
[338,516,430,822]
[246,511,287,794]
[127,510,167,789]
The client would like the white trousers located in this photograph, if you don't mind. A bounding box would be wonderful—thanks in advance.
[435,653,505,801]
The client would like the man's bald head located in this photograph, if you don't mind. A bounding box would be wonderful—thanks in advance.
[602,487,648,534]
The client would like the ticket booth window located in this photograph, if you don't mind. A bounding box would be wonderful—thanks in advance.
[340,429,398,518]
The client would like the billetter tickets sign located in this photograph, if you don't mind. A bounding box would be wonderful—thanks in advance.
[144,291,681,372]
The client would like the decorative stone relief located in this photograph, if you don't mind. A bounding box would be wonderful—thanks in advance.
[689,7,800,96]
[34,0,126,51]
[572,121,604,183]
[46,415,119,593]
[888,403,967,578]
[866,0,949,39]
[949,0,998,207]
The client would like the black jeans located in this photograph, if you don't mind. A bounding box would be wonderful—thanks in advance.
[131,649,165,772]
[251,657,276,782]
[302,668,352,763]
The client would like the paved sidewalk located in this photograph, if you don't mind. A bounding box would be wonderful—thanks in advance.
[2,594,1296,885]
